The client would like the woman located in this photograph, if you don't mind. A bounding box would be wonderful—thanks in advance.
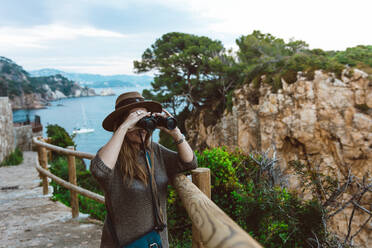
[90,91,197,248]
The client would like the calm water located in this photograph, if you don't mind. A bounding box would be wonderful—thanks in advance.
[13,87,160,166]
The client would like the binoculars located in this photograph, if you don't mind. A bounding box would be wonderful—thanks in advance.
[136,115,177,131]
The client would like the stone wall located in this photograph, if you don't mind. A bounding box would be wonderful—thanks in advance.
[14,125,33,151]
[0,97,15,162]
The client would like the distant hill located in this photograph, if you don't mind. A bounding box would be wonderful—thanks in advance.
[29,69,153,88]
[0,56,96,109]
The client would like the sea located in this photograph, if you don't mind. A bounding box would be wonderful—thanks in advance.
[12,86,160,167]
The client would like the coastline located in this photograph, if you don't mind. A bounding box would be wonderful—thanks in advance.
[9,92,105,111]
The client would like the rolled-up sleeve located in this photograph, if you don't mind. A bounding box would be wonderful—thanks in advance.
[157,143,198,178]
[90,148,112,192]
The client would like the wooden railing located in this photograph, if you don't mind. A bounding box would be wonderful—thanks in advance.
[32,136,262,248]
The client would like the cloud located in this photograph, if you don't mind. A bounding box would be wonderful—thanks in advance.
[0,24,128,49]
[0,0,203,35]
[1,0,371,75]
[151,0,372,50]
[18,56,139,75]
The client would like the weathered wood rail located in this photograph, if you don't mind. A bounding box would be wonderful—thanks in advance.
[32,136,262,248]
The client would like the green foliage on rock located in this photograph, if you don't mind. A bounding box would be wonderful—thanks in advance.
[331,45,372,67]
[0,57,79,98]
[29,74,77,96]
[0,147,23,166]
[236,30,346,91]
[46,124,76,149]
[0,76,39,97]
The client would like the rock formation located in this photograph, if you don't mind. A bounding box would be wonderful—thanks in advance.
[186,69,371,247]
[100,88,115,96]
[9,85,97,109]
[10,93,50,110]
[0,57,98,109]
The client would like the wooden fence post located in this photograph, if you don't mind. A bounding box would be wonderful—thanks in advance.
[38,146,49,195]
[191,168,211,248]
[67,146,79,218]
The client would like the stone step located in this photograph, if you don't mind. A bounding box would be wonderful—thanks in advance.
[0,151,103,248]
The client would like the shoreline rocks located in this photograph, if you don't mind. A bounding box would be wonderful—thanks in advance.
[99,88,115,96]
[9,86,98,110]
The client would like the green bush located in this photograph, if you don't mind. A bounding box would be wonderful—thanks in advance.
[0,147,23,166]
[46,124,105,220]
[332,45,372,67]
[167,184,192,247]
[46,124,76,149]
[49,156,105,220]
[167,147,326,247]
[196,147,243,219]
[193,147,325,247]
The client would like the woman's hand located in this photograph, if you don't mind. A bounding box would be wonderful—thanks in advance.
[156,109,194,163]
[154,109,182,140]
[119,110,151,132]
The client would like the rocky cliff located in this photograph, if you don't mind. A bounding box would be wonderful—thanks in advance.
[186,69,371,246]
[0,57,97,109]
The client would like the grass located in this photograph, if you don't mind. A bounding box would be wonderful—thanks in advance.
[0,147,23,167]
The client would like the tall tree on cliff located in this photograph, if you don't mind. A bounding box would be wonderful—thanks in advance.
[133,32,237,115]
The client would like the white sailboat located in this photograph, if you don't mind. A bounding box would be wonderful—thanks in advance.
[73,104,94,134]
[73,127,94,134]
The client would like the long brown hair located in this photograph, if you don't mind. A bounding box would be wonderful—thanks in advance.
[113,118,165,223]
[113,119,154,186]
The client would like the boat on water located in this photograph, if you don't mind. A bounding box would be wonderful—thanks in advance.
[73,104,95,134]
[73,127,94,134]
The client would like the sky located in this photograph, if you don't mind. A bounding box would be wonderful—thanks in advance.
[0,0,371,75]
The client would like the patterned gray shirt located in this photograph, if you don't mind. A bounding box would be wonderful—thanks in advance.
[90,142,197,248]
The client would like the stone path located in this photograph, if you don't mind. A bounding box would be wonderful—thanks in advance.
[0,151,103,248]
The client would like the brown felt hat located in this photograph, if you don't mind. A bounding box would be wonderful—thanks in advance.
[102,91,162,132]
